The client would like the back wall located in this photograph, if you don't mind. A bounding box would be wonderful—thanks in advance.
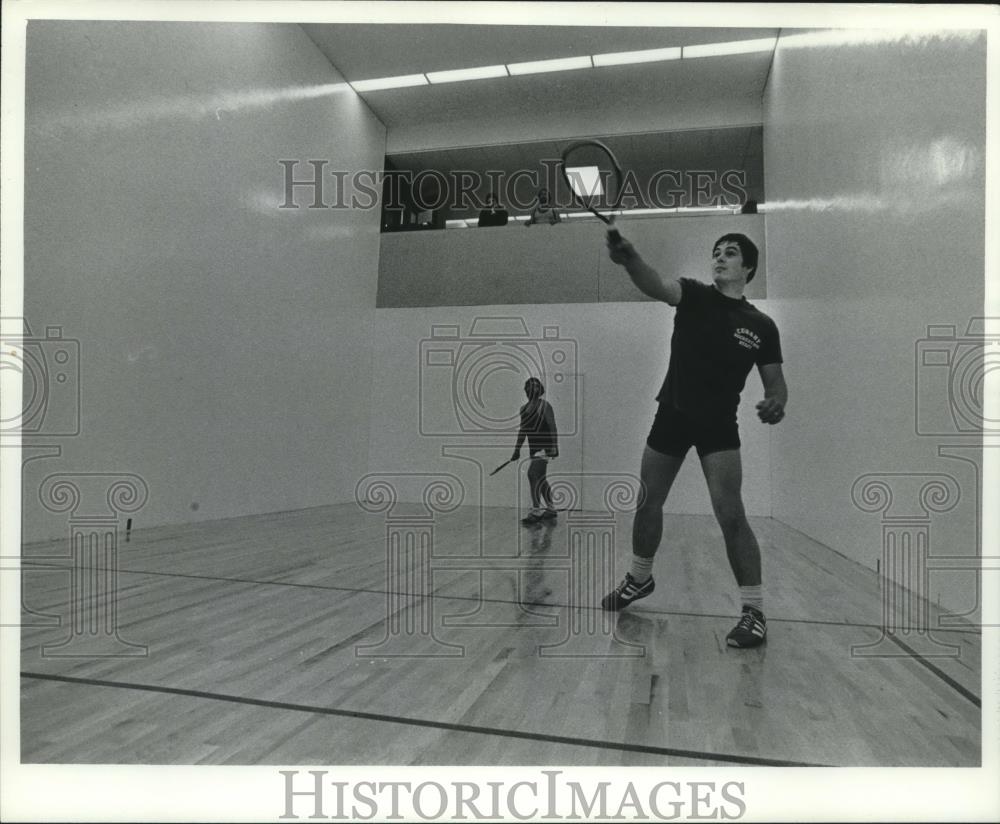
[369,216,773,518]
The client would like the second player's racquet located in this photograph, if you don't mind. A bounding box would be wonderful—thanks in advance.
[559,139,625,243]
[489,459,514,476]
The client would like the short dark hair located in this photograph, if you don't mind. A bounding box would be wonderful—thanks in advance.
[524,377,545,396]
[713,234,759,283]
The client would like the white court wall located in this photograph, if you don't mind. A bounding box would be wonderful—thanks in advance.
[368,302,773,518]
[378,215,767,307]
[763,31,987,614]
[22,22,386,541]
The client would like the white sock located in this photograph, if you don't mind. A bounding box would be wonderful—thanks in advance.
[739,585,763,613]
[629,555,655,583]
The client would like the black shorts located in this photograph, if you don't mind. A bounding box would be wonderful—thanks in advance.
[646,404,740,458]
[527,438,555,457]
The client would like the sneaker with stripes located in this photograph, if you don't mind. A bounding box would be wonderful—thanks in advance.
[726,605,767,648]
[601,572,655,611]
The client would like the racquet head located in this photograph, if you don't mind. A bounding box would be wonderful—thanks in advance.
[559,139,624,242]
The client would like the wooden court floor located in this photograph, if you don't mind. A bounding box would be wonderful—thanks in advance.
[19,503,981,766]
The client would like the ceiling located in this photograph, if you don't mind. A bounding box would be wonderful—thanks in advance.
[302,24,778,142]
[301,24,778,84]
[301,23,776,220]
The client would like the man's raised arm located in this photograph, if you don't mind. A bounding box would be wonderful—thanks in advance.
[607,237,682,306]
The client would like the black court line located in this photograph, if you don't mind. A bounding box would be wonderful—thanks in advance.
[20,559,982,636]
[23,561,983,716]
[21,671,827,768]
[24,561,983,710]
[887,635,981,708]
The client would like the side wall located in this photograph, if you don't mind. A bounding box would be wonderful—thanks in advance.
[762,30,987,613]
[22,22,386,540]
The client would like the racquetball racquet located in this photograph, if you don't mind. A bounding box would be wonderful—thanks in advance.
[489,459,514,476]
[559,139,625,243]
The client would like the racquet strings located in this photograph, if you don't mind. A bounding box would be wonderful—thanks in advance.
[560,140,624,241]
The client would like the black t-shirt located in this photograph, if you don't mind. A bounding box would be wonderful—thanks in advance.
[519,399,557,451]
[657,278,782,420]
[478,209,509,227]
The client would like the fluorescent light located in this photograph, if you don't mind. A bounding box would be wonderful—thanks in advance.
[565,210,625,219]
[592,46,682,67]
[682,38,777,59]
[564,166,603,198]
[427,65,508,84]
[348,37,781,93]
[506,56,593,76]
[624,207,678,216]
[350,74,428,92]
[676,206,733,213]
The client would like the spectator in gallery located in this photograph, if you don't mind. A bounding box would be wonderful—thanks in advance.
[525,187,561,226]
[478,192,510,227]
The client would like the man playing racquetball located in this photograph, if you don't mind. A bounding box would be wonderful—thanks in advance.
[603,233,787,648]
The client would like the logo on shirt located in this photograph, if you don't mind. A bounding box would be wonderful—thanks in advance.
[734,327,761,350]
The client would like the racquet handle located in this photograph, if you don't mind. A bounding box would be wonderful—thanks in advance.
[607,228,622,244]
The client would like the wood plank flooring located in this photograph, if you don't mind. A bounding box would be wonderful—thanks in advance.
[19,503,981,766]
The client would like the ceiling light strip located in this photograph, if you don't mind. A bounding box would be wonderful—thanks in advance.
[506,56,593,75]
[592,46,682,67]
[682,38,777,59]
[350,73,429,92]
[350,37,776,92]
[427,65,509,84]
